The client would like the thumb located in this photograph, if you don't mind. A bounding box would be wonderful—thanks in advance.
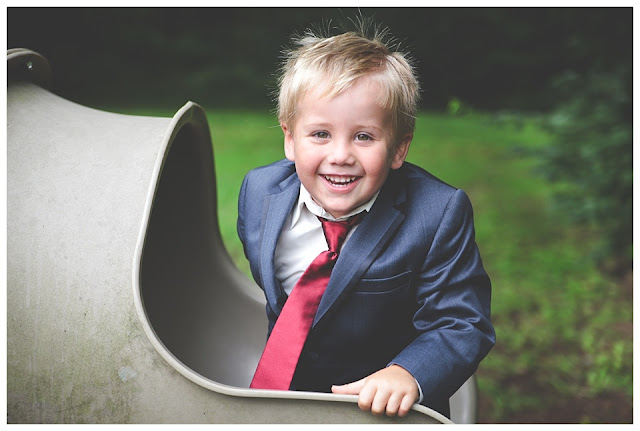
[331,378,366,395]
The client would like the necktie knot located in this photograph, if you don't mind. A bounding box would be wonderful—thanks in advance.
[319,212,365,254]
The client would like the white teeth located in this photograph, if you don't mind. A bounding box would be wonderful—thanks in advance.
[324,175,357,185]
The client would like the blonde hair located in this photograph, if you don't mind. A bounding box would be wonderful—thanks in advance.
[277,23,420,143]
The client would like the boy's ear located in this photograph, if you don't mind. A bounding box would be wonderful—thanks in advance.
[282,122,295,162]
[391,132,412,170]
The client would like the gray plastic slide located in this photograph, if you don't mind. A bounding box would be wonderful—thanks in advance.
[7,49,476,424]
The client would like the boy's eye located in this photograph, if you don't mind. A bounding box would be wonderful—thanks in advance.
[313,131,330,139]
[355,133,372,141]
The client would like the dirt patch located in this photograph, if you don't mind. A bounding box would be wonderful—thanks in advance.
[478,390,632,424]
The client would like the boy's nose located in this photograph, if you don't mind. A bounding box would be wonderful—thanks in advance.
[328,139,355,165]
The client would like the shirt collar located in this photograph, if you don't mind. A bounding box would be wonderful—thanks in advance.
[290,184,379,228]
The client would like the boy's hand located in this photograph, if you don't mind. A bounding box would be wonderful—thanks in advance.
[331,365,419,417]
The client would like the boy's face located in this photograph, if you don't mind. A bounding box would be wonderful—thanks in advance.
[282,75,412,219]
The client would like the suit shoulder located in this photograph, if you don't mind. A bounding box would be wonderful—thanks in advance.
[246,158,295,178]
[400,162,458,196]
[394,162,477,217]
[391,164,477,239]
[243,159,297,191]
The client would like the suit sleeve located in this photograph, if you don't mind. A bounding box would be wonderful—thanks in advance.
[390,188,495,405]
[237,171,250,258]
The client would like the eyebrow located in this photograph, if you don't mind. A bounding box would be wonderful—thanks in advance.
[303,121,386,134]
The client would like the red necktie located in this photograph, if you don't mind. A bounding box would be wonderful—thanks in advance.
[250,214,363,390]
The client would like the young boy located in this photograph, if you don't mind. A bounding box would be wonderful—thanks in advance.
[237,25,495,419]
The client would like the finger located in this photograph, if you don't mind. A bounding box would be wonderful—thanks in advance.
[357,383,377,413]
[370,387,392,416]
[384,392,404,417]
[397,393,416,417]
[331,378,366,395]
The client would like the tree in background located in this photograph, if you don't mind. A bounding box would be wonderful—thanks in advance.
[539,65,632,272]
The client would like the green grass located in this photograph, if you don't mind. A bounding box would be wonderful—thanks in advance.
[208,111,632,422]
[115,106,632,423]
[208,111,284,276]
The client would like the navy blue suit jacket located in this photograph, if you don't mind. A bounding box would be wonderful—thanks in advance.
[237,159,495,417]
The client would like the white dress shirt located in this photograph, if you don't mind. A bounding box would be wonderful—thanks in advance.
[274,184,379,296]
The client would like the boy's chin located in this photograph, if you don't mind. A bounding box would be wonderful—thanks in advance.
[324,202,365,219]
[309,190,372,219]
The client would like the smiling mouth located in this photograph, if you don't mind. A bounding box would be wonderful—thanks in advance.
[323,175,359,187]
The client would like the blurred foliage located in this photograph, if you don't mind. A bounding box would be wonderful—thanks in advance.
[447,97,462,116]
[536,66,632,270]
[7,7,632,112]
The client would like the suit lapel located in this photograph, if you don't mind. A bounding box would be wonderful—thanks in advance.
[314,174,407,326]
[259,174,300,314]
